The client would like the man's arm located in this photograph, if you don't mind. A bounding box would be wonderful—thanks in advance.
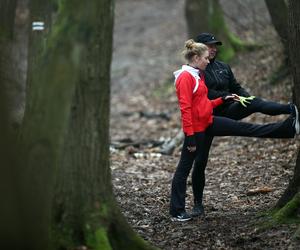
[207,88,231,100]
[227,65,250,97]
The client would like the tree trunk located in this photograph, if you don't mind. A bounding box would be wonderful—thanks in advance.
[21,0,157,249]
[185,0,245,62]
[185,0,208,39]
[277,0,300,208]
[21,0,157,247]
[0,26,24,248]
[20,0,78,248]
[0,2,33,249]
[264,0,290,85]
[0,0,17,38]
[0,77,25,250]
[265,0,288,50]
[276,149,300,208]
[274,0,300,240]
[0,0,18,125]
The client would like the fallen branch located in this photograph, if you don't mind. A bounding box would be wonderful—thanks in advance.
[159,130,184,155]
[246,187,274,196]
[119,111,170,120]
[111,138,164,150]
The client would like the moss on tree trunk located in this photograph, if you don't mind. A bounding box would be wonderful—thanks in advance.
[273,192,300,222]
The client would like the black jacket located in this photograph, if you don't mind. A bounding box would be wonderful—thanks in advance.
[205,59,250,100]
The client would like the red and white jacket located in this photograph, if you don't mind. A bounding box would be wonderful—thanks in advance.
[174,65,224,136]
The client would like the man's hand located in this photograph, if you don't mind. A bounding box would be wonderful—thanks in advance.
[223,94,255,107]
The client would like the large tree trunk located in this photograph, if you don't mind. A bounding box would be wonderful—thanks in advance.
[274,0,300,243]
[185,0,245,62]
[20,0,76,248]
[0,2,31,249]
[0,1,17,38]
[0,2,23,242]
[0,0,19,125]
[51,0,156,248]
[276,0,300,209]
[22,0,156,249]
[0,75,24,250]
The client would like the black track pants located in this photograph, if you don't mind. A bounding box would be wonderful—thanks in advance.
[216,97,291,120]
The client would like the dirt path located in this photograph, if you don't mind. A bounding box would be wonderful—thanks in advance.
[110,1,299,249]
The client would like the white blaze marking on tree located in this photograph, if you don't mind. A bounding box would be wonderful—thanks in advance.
[32,22,45,31]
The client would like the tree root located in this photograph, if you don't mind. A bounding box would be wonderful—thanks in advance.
[273,192,300,223]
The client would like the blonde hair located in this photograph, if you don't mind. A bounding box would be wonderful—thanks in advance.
[182,39,208,62]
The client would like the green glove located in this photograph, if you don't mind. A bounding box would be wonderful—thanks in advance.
[238,96,255,107]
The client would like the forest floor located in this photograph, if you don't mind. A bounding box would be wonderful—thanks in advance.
[110,0,299,249]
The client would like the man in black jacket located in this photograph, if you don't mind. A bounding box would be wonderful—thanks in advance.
[188,33,296,218]
[196,32,293,120]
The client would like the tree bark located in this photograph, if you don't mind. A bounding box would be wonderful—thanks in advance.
[277,0,300,207]
[0,0,17,103]
[0,2,33,249]
[0,84,25,250]
[274,192,300,221]
[21,0,157,248]
[185,0,208,39]
[274,0,300,237]
[265,0,288,50]
[20,0,78,248]
[40,0,156,249]
[276,149,300,208]
[264,0,290,85]
[185,0,245,62]
[0,0,19,125]
[0,0,17,38]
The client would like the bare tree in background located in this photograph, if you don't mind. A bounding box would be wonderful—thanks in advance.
[265,0,288,50]
[185,0,246,62]
[265,0,290,84]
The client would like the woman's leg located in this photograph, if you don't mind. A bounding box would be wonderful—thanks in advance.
[207,115,295,138]
[170,136,197,216]
[192,133,213,205]
[222,98,292,120]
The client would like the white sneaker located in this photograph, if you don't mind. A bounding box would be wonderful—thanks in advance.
[171,211,192,222]
[293,104,299,135]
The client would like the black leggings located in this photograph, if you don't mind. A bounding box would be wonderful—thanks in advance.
[169,115,295,216]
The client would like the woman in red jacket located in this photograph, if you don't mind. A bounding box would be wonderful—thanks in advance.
[170,39,298,221]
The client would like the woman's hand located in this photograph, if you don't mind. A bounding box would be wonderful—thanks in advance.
[186,135,196,152]
[187,146,196,152]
